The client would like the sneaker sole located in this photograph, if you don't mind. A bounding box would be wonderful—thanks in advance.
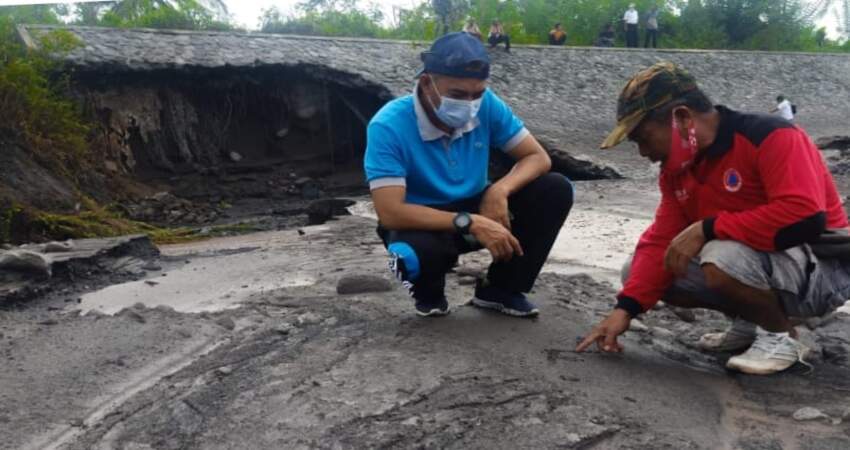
[726,347,811,375]
[471,298,539,317]
[415,307,451,318]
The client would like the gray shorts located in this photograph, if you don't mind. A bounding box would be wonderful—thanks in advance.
[622,240,850,318]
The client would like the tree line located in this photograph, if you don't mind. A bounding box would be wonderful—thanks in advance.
[1,1,847,52]
[0,1,231,31]
[265,0,850,52]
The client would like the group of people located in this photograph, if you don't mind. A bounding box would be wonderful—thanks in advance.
[365,32,850,377]
[463,18,566,50]
[622,3,660,48]
[463,18,510,52]
[461,3,662,51]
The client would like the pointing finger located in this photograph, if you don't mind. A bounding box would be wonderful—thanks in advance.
[576,330,601,352]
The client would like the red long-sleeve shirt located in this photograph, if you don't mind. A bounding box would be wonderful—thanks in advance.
[619,106,848,315]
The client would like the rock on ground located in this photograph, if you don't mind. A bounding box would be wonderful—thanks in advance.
[336,274,394,295]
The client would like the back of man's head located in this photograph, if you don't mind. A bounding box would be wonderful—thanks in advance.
[777,95,785,102]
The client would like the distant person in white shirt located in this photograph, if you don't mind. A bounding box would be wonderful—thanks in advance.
[771,95,795,121]
[623,3,639,48]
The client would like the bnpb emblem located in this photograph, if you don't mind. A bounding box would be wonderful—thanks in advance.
[723,168,742,192]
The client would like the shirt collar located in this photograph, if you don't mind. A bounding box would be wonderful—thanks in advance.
[703,105,736,159]
[412,80,480,142]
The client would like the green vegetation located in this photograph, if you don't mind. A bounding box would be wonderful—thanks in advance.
[31,208,259,245]
[0,15,88,180]
[0,1,237,245]
[0,196,258,245]
[77,0,234,31]
[261,0,850,52]
[261,0,383,37]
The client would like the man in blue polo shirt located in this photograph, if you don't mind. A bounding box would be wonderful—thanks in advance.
[365,32,574,317]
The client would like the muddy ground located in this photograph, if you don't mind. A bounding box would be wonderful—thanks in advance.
[3,173,850,449]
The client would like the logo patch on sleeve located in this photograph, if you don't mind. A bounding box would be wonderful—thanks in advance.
[723,168,743,192]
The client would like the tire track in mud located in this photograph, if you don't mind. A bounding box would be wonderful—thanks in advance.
[26,336,227,450]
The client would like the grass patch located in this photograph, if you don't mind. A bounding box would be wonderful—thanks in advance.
[1,199,262,246]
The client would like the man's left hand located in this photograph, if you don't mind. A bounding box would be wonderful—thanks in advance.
[479,185,511,230]
[664,221,706,277]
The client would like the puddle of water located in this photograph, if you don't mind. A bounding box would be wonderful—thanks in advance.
[79,249,317,315]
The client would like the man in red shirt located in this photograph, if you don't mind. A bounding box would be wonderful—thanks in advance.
[576,62,850,375]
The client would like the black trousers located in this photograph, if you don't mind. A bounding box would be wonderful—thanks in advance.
[626,24,639,47]
[488,34,510,51]
[378,173,573,299]
[644,29,657,48]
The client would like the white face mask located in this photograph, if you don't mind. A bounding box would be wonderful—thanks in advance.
[424,79,482,129]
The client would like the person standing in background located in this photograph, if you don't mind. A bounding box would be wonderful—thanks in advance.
[623,3,639,48]
[645,6,659,48]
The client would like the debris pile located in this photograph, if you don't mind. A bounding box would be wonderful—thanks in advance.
[122,192,223,225]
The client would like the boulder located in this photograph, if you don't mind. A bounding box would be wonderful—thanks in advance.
[336,274,394,295]
[307,198,354,225]
[0,250,51,276]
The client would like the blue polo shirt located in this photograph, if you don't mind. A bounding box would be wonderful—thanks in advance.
[364,85,529,206]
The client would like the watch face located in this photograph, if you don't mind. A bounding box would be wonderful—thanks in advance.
[455,214,471,229]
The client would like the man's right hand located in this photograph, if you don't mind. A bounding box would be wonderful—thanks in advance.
[575,308,632,353]
[470,214,524,262]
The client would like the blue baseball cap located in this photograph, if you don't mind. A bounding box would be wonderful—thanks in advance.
[419,32,490,80]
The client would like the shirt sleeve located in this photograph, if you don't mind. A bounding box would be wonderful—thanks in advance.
[364,121,407,190]
[485,90,529,152]
[618,173,691,315]
[706,129,829,251]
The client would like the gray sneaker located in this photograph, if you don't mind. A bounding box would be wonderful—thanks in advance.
[697,318,757,352]
[725,328,809,375]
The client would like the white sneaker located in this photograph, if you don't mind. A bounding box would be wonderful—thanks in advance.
[697,318,757,352]
[836,300,850,316]
[725,329,809,375]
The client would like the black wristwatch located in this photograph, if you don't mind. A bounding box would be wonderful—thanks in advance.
[453,212,472,235]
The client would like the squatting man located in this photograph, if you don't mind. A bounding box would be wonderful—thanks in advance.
[577,62,850,375]
[364,32,573,318]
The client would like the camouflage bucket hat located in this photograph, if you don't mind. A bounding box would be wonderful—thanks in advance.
[600,62,699,149]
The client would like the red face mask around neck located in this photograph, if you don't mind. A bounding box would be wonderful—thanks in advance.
[663,112,698,174]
